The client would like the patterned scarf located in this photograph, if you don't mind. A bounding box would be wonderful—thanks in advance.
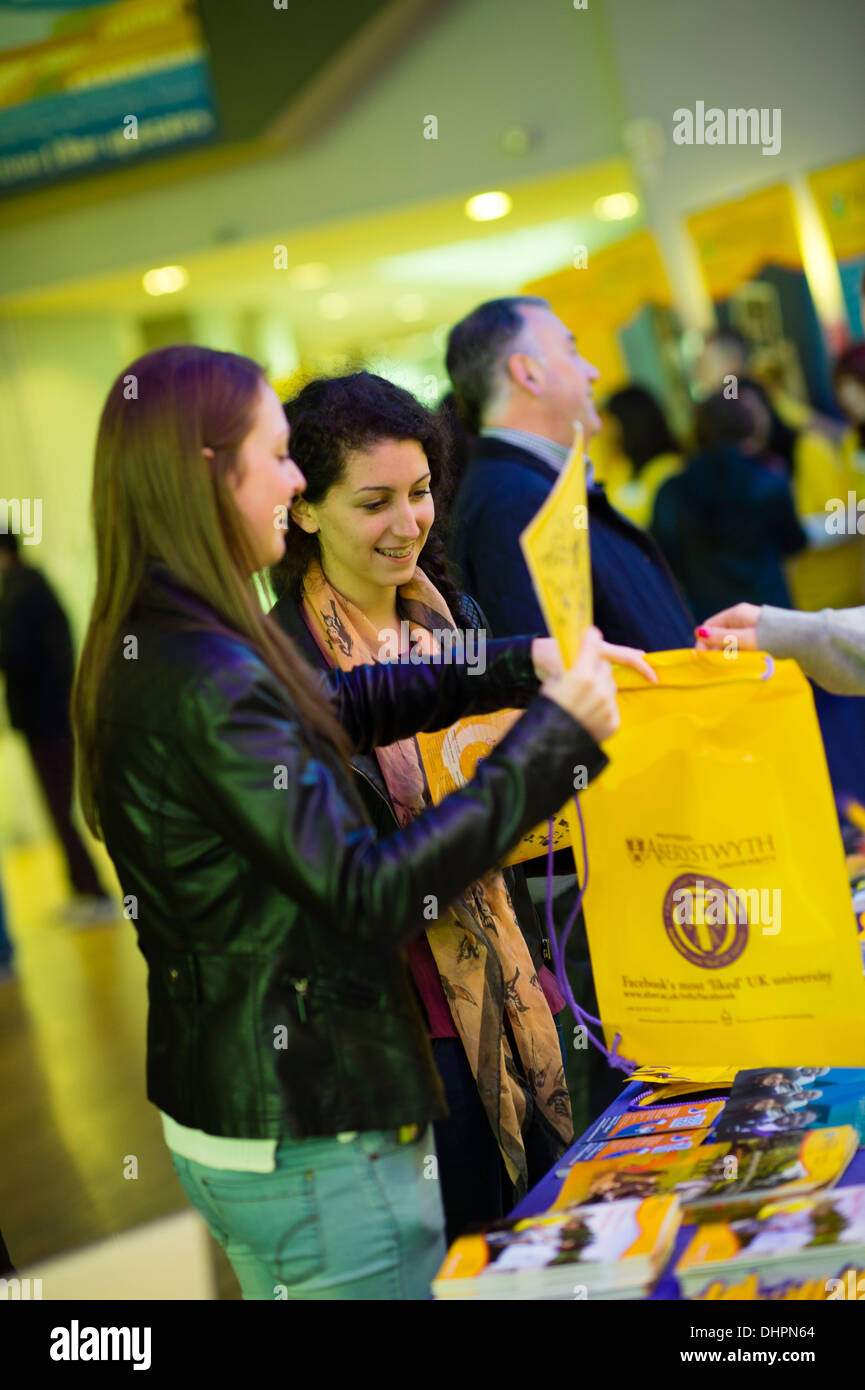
[300,558,573,1199]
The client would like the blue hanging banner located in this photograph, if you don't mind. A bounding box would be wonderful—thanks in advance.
[0,0,218,192]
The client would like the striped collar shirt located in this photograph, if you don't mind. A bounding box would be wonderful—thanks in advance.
[479,427,596,487]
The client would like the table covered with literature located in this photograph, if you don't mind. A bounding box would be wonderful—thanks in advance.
[428,442,865,1302]
[432,1066,865,1301]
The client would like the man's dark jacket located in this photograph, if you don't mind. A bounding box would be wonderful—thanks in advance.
[95,562,607,1139]
[446,436,696,649]
[0,565,75,737]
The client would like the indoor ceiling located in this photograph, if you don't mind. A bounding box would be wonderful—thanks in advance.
[0,158,641,353]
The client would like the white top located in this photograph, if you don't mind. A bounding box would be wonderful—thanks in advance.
[159,1110,278,1172]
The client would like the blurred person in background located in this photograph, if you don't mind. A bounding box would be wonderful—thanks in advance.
[696,326,864,611]
[782,344,865,614]
[651,391,806,624]
[0,1222,13,1276]
[695,327,798,470]
[697,346,865,806]
[0,874,12,980]
[733,378,790,478]
[694,326,749,399]
[600,385,684,529]
[73,345,619,1299]
[834,342,865,469]
[269,370,655,1242]
[0,532,113,924]
[444,295,686,1125]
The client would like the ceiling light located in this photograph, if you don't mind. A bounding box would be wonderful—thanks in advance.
[142,265,188,296]
[593,193,639,221]
[465,191,512,222]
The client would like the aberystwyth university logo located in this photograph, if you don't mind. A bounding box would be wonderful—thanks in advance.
[662,873,750,969]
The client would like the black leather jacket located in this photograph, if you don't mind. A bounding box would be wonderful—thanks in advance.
[95,562,607,1138]
[272,588,559,989]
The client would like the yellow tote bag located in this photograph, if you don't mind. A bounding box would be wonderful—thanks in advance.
[575,649,865,1068]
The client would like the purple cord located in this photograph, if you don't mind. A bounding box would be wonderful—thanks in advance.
[545,801,636,1076]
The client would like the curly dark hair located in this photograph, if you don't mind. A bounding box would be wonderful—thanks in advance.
[270,371,465,619]
[603,385,679,475]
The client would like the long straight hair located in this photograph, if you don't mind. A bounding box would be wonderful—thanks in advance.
[72,345,350,837]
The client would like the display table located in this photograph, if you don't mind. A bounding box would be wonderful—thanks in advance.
[510,1077,865,1299]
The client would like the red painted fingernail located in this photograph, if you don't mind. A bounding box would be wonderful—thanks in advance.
[697,628,710,638]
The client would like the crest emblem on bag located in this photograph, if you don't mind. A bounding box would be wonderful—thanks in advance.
[662,873,749,969]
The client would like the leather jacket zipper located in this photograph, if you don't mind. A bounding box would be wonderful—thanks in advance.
[350,760,395,819]
[293,977,309,1023]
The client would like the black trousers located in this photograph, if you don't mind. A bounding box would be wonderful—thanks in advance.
[431,1026,563,1246]
[26,734,103,897]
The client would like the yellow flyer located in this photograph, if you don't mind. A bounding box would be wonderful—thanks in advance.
[416,425,591,865]
[518,423,592,666]
[628,1065,740,1087]
[516,425,597,916]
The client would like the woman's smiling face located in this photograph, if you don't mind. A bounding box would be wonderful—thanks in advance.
[292,436,435,608]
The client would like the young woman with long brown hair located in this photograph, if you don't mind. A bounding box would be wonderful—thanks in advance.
[73,345,619,1300]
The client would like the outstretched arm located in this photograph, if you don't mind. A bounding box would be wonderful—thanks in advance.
[696,602,865,696]
[180,652,609,949]
[324,634,542,751]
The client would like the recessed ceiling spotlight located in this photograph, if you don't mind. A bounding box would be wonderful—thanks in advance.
[594,192,639,221]
[465,191,512,222]
[142,265,188,296]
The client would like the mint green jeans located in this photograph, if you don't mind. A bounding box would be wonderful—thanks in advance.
[170,1126,446,1300]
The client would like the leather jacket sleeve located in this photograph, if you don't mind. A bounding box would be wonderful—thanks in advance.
[178,651,608,949]
[324,634,541,751]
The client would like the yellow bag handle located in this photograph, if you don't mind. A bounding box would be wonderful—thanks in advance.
[611,647,777,692]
